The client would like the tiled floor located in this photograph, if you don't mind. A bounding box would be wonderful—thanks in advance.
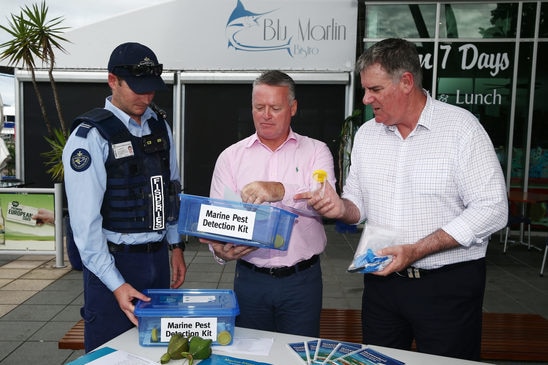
[0,223,547,364]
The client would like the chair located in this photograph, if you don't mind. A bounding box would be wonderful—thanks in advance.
[541,238,547,277]
[527,202,548,276]
[503,212,531,253]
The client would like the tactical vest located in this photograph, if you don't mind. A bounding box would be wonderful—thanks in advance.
[72,108,180,233]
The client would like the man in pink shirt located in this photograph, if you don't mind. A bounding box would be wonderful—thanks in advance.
[202,70,335,337]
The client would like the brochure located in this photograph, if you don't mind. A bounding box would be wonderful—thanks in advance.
[312,339,361,364]
[333,347,405,365]
[286,341,310,364]
[324,343,363,364]
[320,342,363,364]
[306,340,319,361]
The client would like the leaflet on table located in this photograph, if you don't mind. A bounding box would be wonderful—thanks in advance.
[198,353,272,364]
[287,340,404,365]
[315,340,362,364]
[306,340,318,362]
[322,343,364,363]
[286,341,311,364]
[333,347,405,365]
[66,347,159,365]
[313,339,362,364]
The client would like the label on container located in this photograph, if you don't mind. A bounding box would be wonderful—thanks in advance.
[6,201,38,226]
[160,317,218,342]
[197,204,256,240]
[183,295,216,303]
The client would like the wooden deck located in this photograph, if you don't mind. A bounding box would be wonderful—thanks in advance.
[319,309,548,362]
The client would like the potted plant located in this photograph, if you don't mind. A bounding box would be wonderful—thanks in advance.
[335,108,364,233]
[338,108,364,192]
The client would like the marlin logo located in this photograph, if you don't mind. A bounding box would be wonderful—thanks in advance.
[226,0,292,56]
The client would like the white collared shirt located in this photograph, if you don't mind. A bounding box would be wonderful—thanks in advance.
[342,92,508,269]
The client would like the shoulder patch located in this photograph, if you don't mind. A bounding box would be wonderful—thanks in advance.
[70,148,92,172]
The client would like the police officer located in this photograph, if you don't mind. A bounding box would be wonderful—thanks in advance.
[63,42,186,352]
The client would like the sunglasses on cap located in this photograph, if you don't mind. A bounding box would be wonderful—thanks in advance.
[113,64,163,77]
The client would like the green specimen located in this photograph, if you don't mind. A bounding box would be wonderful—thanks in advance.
[160,333,189,363]
[159,334,212,364]
[180,336,213,365]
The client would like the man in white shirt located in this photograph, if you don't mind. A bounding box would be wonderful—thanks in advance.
[296,38,507,361]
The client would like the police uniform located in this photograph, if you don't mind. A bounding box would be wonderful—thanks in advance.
[63,97,182,351]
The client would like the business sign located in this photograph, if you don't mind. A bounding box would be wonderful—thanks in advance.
[172,0,358,71]
[416,42,514,108]
[420,42,512,78]
[57,0,357,72]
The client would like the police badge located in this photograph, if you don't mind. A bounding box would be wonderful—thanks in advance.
[70,148,92,172]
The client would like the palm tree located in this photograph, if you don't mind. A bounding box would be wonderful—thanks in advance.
[0,8,51,133]
[0,1,70,181]
[24,2,70,137]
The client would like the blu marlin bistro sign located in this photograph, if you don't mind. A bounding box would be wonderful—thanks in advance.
[176,0,358,71]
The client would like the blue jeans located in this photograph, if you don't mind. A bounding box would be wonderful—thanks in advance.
[234,258,323,337]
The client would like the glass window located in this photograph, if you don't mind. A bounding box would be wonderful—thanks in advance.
[365,4,437,39]
[362,1,545,198]
[530,42,548,187]
[509,42,534,189]
[520,3,538,38]
[540,2,548,37]
[417,42,435,92]
[439,3,518,38]
[434,41,514,173]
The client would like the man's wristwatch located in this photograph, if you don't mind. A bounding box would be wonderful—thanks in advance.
[168,242,186,251]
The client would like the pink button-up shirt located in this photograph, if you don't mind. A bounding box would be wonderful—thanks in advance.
[210,129,336,267]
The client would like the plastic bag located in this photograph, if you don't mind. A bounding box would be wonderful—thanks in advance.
[347,224,398,273]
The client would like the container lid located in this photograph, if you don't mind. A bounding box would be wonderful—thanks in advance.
[135,289,240,317]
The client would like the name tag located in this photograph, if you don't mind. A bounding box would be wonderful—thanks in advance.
[112,141,134,159]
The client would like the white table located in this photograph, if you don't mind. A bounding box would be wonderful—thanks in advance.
[100,326,494,365]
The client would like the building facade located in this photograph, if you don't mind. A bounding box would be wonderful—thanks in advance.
[9,1,548,227]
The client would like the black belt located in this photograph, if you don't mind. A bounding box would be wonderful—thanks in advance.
[394,259,483,279]
[238,255,319,278]
[107,241,164,253]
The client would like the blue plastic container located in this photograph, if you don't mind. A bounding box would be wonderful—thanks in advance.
[135,289,239,346]
[177,194,297,250]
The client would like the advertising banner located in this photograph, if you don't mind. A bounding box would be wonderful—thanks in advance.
[0,192,55,251]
